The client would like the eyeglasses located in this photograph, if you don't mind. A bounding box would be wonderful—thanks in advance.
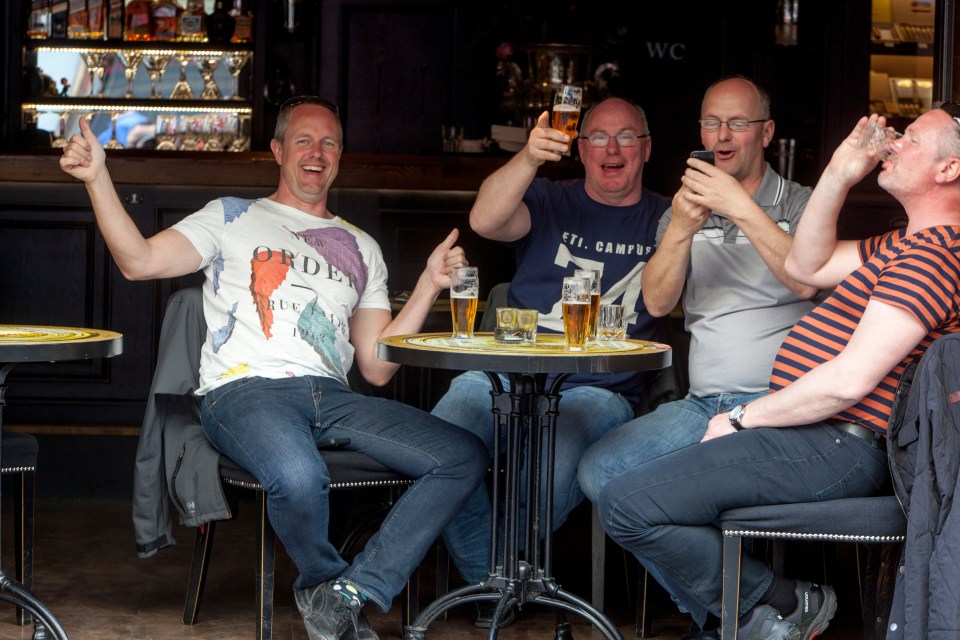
[279,95,340,116]
[939,101,960,128]
[699,119,767,132]
[582,132,650,147]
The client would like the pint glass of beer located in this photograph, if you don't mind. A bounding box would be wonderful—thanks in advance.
[450,266,479,339]
[553,84,583,156]
[574,268,601,339]
[561,276,591,351]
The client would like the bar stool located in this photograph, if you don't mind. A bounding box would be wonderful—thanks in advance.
[2,429,38,626]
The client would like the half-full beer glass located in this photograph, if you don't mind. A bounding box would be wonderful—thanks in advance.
[574,268,601,339]
[450,266,479,339]
[561,276,591,351]
[553,84,583,156]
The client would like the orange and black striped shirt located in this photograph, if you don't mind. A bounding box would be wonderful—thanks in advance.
[769,225,960,433]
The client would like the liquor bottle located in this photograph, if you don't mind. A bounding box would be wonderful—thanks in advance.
[27,0,52,39]
[67,0,89,38]
[124,0,153,40]
[204,0,233,44]
[229,0,251,43]
[150,0,180,41]
[50,0,69,37]
[87,0,106,39]
[179,0,206,41]
[106,0,124,39]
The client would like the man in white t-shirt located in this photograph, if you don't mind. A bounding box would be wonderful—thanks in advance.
[60,96,488,640]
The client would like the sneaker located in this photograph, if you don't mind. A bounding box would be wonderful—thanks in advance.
[782,581,837,640]
[737,604,801,640]
[681,620,721,639]
[473,600,516,628]
[295,580,377,640]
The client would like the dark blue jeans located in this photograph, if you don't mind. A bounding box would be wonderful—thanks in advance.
[201,375,488,612]
[597,422,889,627]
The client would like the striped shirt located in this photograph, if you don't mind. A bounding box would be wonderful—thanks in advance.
[769,225,960,432]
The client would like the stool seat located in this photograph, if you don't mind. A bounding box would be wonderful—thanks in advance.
[2,431,38,473]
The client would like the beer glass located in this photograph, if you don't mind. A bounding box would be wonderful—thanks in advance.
[561,276,590,351]
[450,266,479,339]
[597,304,626,340]
[574,268,601,339]
[553,84,583,156]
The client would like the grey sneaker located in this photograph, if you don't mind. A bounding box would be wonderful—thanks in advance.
[737,604,802,640]
[783,581,837,640]
[295,580,375,640]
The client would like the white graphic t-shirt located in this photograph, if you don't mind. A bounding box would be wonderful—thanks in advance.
[172,197,390,394]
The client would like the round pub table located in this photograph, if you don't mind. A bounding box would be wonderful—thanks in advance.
[378,332,671,640]
[0,325,123,640]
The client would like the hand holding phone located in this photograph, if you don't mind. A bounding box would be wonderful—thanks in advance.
[690,150,715,164]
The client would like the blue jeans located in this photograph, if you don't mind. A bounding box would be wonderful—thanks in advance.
[200,375,488,612]
[597,421,890,627]
[432,370,633,584]
[578,391,768,503]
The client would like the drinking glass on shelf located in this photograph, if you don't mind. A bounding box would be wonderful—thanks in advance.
[574,268,601,339]
[103,111,125,149]
[50,111,70,148]
[154,114,178,150]
[178,115,202,151]
[80,50,110,98]
[229,112,251,151]
[142,53,173,99]
[450,266,479,339]
[118,50,145,99]
[225,51,252,100]
[561,276,590,351]
[204,114,229,151]
[197,55,224,100]
[552,84,583,156]
[169,52,196,100]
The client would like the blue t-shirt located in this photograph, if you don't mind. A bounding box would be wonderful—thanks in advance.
[508,178,670,405]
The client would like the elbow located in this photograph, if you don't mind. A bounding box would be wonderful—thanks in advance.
[793,283,820,300]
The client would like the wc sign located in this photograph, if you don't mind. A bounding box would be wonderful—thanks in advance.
[646,42,686,61]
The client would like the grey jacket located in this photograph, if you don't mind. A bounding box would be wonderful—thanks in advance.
[132,287,229,558]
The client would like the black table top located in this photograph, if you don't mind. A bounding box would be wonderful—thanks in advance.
[378,332,671,375]
[0,325,124,364]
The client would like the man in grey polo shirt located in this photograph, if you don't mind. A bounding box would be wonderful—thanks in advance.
[578,76,819,639]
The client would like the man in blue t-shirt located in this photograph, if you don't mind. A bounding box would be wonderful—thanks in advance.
[432,97,670,625]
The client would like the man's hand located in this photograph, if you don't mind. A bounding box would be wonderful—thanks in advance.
[521,111,572,166]
[680,160,755,224]
[824,115,887,187]
[670,184,711,237]
[59,117,106,183]
[702,412,738,442]
[423,228,466,293]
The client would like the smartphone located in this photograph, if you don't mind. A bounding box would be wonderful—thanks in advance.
[690,150,715,164]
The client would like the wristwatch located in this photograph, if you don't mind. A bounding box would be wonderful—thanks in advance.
[729,404,748,431]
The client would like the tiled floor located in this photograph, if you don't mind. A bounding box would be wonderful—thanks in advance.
[0,498,868,639]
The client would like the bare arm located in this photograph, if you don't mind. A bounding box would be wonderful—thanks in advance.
[350,229,466,386]
[702,299,925,440]
[470,111,571,242]
[59,118,201,280]
[784,116,885,289]
[681,160,818,299]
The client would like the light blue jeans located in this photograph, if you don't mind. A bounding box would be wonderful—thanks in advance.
[578,391,768,503]
[200,375,488,612]
[431,370,633,584]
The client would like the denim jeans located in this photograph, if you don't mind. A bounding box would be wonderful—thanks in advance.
[597,421,890,627]
[431,370,633,584]
[200,375,488,612]
[578,391,768,503]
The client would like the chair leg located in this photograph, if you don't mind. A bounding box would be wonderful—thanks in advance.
[635,568,653,638]
[720,536,743,640]
[183,521,216,625]
[255,491,275,640]
[434,539,449,622]
[591,504,605,611]
[14,470,34,626]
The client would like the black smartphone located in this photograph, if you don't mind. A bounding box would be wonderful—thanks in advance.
[690,150,715,164]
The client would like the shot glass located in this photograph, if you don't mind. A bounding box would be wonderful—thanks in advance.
[552,84,582,156]
[597,304,626,341]
[561,276,591,351]
[574,268,601,339]
[517,308,539,344]
[494,307,524,343]
[858,119,902,161]
[450,266,479,339]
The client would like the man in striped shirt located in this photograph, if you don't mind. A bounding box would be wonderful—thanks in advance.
[596,106,960,640]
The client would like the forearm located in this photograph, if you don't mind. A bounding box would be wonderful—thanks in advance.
[641,227,692,316]
[784,170,849,283]
[84,169,157,280]
[469,151,539,241]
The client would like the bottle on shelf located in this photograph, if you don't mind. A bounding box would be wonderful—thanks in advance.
[106,0,124,39]
[179,0,206,42]
[27,0,52,39]
[124,0,153,40]
[205,0,234,44]
[51,0,69,38]
[87,0,106,39]
[230,0,252,43]
[150,0,181,41]
[67,0,89,38]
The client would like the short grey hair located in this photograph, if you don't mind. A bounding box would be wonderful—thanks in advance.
[579,97,650,135]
